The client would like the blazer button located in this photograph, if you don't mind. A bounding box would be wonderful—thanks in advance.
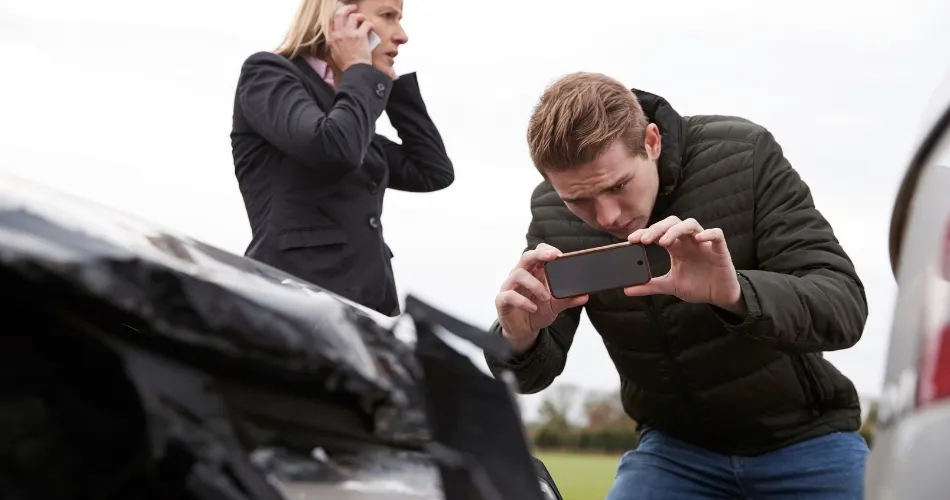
[368,216,380,229]
[369,181,378,193]
[375,83,386,97]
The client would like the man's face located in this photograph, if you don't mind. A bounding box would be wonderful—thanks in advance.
[546,125,662,239]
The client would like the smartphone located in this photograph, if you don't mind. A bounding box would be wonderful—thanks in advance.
[367,31,381,51]
[543,242,652,299]
[336,2,382,51]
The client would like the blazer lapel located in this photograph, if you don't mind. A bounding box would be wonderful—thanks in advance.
[290,56,388,184]
[292,57,335,111]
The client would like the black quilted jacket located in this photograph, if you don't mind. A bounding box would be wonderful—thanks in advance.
[485,89,868,456]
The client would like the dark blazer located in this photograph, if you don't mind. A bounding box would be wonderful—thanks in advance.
[230,52,454,316]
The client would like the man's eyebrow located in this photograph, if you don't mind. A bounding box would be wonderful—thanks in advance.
[561,174,634,203]
[597,175,634,195]
[604,174,634,191]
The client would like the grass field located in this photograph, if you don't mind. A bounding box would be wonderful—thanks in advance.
[534,451,621,500]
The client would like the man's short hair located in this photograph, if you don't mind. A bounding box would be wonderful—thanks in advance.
[527,72,649,173]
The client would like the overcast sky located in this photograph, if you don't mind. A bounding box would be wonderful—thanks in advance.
[3,0,950,412]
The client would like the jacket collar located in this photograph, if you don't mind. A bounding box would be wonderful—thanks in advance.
[631,89,687,197]
[291,56,335,111]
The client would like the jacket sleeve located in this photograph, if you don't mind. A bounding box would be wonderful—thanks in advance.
[483,184,584,394]
[379,72,455,192]
[720,130,868,352]
[484,307,583,394]
[236,52,392,176]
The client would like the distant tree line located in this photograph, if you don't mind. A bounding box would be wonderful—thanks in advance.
[859,401,877,448]
[523,383,879,454]
[523,384,639,454]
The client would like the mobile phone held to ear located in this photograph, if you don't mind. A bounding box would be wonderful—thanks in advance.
[336,1,382,51]
[367,31,381,51]
[543,242,652,299]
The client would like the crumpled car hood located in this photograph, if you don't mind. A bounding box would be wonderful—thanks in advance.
[0,174,424,443]
[0,174,554,500]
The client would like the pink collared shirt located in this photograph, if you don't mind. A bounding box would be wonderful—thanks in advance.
[304,56,336,88]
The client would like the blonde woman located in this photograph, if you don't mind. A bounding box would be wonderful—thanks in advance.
[231,0,453,316]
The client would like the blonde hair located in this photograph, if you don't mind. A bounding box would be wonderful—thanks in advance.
[276,0,358,59]
[527,72,649,173]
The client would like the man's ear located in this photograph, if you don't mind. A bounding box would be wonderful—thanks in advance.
[644,123,662,161]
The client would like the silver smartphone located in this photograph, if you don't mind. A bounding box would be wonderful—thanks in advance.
[367,31,381,51]
[336,2,381,51]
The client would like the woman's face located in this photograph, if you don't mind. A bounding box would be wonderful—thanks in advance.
[356,0,408,76]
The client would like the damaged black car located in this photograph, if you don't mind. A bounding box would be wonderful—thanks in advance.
[0,175,564,500]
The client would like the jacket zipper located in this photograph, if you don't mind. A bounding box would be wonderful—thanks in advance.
[645,297,697,428]
[793,354,827,412]
[640,202,698,425]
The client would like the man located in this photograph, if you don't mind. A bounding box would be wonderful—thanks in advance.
[484,73,869,499]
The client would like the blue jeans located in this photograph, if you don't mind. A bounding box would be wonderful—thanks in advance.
[605,430,868,500]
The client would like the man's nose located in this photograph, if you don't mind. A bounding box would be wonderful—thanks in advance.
[595,201,621,228]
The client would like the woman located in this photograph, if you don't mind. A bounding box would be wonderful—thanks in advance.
[231,0,454,316]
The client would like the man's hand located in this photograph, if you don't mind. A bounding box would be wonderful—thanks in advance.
[495,243,589,353]
[624,216,746,316]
